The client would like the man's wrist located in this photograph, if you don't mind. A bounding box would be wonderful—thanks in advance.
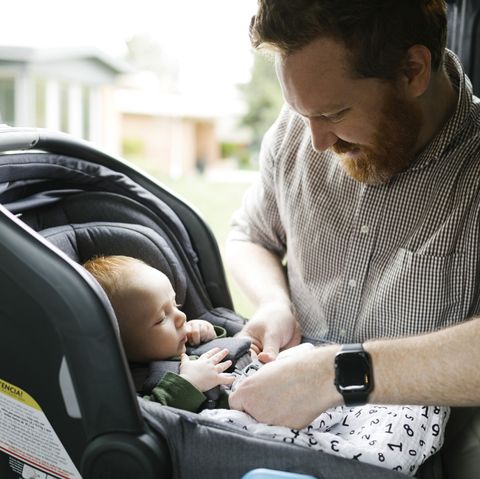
[311,345,343,409]
[257,295,292,312]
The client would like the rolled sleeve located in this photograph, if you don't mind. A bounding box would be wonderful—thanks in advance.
[145,371,206,412]
[228,119,287,258]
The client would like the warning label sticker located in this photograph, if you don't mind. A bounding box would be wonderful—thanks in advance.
[0,378,82,479]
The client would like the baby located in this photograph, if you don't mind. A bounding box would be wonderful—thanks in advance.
[83,255,234,411]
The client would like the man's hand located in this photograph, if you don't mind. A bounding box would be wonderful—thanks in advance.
[229,345,342,428]
[180,347,234,392]
[237,302,302,362]
[186,319,216,345]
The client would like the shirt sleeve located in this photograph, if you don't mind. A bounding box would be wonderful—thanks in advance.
[213,325,227,338]
[228,107,290,258]
[144,371,206,412]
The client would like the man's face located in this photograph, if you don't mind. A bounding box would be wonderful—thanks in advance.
[276,37,422,184]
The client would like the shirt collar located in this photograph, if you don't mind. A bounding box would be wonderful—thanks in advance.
[408,49,474,172]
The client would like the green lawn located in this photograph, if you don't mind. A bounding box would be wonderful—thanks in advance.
[129,159,256,318]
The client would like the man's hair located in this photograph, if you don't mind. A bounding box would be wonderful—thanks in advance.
[83,255,146,299]
[250,0,448,79]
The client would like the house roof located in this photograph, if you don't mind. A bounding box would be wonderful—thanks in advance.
[0,45,132,74]
[116,71,246,119]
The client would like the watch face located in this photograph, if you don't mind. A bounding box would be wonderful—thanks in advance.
[335,352,371,391]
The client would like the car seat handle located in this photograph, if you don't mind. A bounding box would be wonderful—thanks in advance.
[0,127,40,151]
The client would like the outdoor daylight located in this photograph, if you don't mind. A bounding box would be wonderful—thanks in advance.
[0,0,284,317]
[2,2,480,479]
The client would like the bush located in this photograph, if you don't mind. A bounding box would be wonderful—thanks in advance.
[220,142,252,169]
[122,137,145,158]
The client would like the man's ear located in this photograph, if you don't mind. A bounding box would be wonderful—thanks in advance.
[402,44,432,97]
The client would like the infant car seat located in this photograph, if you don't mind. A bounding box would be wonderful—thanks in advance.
[0,128,413,479]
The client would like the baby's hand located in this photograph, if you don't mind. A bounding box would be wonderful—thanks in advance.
[180,348,235,392]
[186,319,216,345]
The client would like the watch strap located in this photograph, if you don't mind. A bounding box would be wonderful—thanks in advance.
[342,387,369,407]
[341,343,363,353]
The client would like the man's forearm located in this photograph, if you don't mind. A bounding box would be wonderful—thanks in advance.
[364,317,480,406]
[225,239,301,358]
[225,239,290,307]
[229,316,480,429]
[287,318,480,424]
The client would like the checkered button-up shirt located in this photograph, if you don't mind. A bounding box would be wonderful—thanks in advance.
[230,50,480,343]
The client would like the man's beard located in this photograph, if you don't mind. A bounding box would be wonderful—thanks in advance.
[332,90,422,185]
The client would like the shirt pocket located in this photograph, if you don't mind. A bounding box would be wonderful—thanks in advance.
[368,249,466,338]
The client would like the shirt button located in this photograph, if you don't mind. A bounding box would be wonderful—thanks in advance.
[348,279,357,288]
[339,329,347,337]
[360,225,369,234]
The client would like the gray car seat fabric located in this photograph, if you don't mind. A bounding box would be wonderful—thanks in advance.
[440,407,480,479]
[138,398,407,479]
[0,151,231,314]
[40,222,188,307]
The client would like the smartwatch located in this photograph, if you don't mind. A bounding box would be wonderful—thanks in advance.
[334,343,373,407]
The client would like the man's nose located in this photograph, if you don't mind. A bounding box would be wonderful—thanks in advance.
[308,117,338,152]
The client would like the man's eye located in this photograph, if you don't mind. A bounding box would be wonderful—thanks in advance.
[329,114,342,122]
[326,113,344,123]
[326,109,349,123]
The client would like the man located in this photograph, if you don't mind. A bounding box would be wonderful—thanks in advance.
[227,0,480,428]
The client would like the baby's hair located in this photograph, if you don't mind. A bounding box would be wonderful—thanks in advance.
[83,255,146,299]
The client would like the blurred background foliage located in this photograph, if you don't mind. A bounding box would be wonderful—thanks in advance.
[238,52,283,156]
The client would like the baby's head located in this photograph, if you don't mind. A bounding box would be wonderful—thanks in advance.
[83,255,188,363]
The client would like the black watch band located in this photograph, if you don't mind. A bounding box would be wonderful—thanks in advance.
[334,343,373,407]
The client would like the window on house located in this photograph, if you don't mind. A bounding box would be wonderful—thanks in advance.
[59,83,69,133]
[35,79,46,128]
[82,85,90,140]
[0,77,15,125]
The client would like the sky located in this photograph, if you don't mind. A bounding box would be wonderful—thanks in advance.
[1,0,258,98]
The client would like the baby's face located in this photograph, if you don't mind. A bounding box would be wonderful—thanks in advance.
[112,263,188,362]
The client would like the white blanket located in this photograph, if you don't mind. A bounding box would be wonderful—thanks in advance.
[200,404,449,475]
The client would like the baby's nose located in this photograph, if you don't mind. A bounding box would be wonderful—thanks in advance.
[175,309,186,328]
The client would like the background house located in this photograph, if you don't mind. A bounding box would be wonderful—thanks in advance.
[0,46,131,154]
[117,71,248,177]
[0,46,251,176]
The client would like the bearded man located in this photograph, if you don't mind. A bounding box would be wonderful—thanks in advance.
[227,0,480,433]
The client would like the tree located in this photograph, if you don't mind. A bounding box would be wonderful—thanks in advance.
[239,52,284,152]
[125,34,179,93]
